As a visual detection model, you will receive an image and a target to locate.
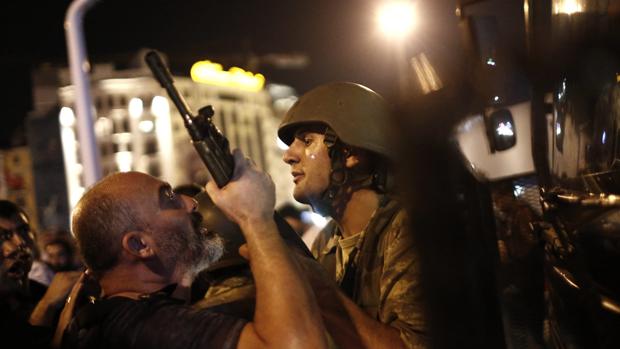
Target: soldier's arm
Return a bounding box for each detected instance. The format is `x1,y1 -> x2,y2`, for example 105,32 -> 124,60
296,213 -> 426,349
293,254 -> 413,349
375,213 -> 427,348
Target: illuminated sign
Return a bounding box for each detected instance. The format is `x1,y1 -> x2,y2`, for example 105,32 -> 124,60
190,60 -> 265,92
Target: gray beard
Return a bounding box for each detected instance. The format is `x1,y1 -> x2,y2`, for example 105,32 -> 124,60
186,226 -> 225,275
157,225 -> 225,278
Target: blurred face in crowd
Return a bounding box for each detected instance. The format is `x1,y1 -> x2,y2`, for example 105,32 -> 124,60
283,127 -> 332,208
44,242 -> 72,272
0,221 -> 33,295
129,173 -> 225,276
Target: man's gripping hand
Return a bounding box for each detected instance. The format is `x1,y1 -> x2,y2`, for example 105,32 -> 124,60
205,149 -> 275,228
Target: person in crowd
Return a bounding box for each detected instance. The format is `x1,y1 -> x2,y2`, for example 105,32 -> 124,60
60,150 -> 327,349
0,199 -> 80,347
278,81 -> 427,348
276,203 -> 310,237
0,200 -> 55,287
276,203 -> 321,248
43,234 -> 80,273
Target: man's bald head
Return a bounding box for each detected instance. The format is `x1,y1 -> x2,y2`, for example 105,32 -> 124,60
71,172 -> 156,275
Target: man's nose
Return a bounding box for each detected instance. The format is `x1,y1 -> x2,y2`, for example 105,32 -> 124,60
3,233 -> 29,258
181,194 -> 198,212
10,232 -> 27,249
283,141 -> 299,165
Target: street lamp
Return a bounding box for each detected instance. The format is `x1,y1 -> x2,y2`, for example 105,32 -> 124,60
376,0 -> 417,40
375,0 -> 417,98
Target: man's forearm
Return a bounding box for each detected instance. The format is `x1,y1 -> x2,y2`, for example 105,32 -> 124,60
293,253 -> 423,349
241,218 -> 327,349
317,285 -> 407,349
337,290 -> 408,349
29,297 -> 60,327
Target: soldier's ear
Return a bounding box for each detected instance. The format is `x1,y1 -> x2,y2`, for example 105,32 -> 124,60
344,147 -> 363,169
345,153 -> 360,169
121,232 -> 155,259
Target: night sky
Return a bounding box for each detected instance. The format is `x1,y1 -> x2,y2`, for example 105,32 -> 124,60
0,0 -> 419,148
0,0 -> 526,148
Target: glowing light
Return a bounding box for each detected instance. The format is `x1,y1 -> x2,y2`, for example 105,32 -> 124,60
556,122 -> 562,135
151,96 -> 170,118
493,96 -> 500,102
410,53 -> 442,94
190,60 -> 265,91
302,211 -> 328,229
513,185 -> 525,197
602,131 -> 607,144
553,0 -> 584,15
277,137 -> 289,150
524,0 -> 532,36
138,120 -> 154,133
59,122 -> 82,210
558,79 -> 567,100
486,58 -> 496,66
496,122 -> 514,136
59,107 -> 76,127
94,117 -> 112,136
115,151 -> 133,172
152,96 -> 175,181
376,1 -> 416,39
524,1 -> 530,22
128,98 -> 143,119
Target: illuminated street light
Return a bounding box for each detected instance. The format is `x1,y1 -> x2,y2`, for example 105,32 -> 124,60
376,0 -> 416,39
376,0 -> 417,98
552,0 -> 584,15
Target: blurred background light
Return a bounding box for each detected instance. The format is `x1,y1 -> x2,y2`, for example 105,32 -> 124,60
59,107 -> 76,127
552,0 -> 584,15
138,120 -> 154,133
376,0 -> 417,39
128,97 -> 143,119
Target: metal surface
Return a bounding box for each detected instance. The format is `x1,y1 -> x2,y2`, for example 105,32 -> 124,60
64,0 -> 102,187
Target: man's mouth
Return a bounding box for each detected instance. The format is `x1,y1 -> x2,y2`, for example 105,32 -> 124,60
191,211 -> 203,228
6,261 -> 26,279
190,211 -> 219,240
292,171 -> 304,184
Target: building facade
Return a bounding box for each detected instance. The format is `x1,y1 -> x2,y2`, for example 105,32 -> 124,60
28,53 -> 298,229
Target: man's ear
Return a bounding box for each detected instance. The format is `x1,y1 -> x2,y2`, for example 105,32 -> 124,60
121,232 -> 155,259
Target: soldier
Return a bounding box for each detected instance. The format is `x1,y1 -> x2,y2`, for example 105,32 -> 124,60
279,82 -> 427,348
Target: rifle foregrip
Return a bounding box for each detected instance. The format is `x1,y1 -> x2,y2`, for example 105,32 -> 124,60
193,140 -> 233,188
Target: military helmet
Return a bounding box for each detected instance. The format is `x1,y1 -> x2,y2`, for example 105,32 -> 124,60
278,82 -> 394,159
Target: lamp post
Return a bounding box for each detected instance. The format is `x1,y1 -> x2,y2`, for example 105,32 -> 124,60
65,0 -> 102,190
376,0 -> 416,98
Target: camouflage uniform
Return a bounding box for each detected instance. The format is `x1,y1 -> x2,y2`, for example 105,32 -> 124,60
312,196 -> 427,348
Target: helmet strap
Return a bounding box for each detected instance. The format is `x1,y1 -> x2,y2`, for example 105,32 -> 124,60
314,127 -> 384,218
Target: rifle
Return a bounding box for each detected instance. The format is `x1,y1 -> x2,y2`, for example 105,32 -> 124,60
144,50 -> 313,259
